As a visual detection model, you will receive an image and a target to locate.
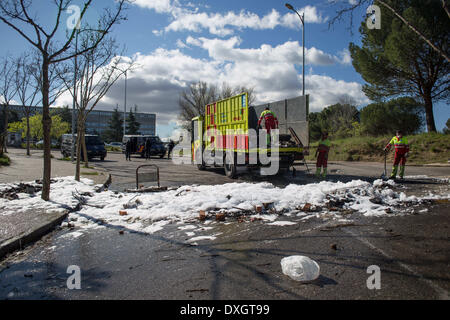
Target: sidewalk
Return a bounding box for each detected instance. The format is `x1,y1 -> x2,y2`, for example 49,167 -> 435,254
0,209 -> 68,260
0,147 -> 109,260
0,147 -> 108,184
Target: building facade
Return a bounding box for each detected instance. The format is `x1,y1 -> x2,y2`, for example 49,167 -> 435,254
8,105 -> 156,137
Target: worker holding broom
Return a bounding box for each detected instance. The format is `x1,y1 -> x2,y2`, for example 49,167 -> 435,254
315,131 -> 331,179
384,130 -> 409,180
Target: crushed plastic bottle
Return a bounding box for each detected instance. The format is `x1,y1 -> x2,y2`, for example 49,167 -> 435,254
281,256 -> 320,282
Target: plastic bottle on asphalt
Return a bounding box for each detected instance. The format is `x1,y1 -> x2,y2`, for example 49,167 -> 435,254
281,255 -> 320,282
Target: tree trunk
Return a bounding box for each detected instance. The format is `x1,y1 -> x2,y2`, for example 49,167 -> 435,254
26,113 -> 30,156
0,135 -> 3,156
423,91 -> 437,133
41,57 -> 52,201
3,106 -> 8,154
75,119 -> 83,182
81,128 -> 89,168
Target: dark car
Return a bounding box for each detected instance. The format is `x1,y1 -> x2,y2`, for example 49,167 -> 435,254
122,135 -> 166,158
61,134 -> 107,161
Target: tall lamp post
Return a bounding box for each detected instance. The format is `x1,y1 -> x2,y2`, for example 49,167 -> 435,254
285,3 -> 305,97
123,70 -> 127,137
71,28 -> 107,161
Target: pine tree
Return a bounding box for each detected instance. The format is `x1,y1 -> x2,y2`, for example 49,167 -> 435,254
126,108 -> 140,135
349,0 -> 449,133
105,107 -> 123,142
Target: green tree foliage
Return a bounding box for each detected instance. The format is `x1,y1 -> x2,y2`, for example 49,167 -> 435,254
349,0 -> 449,133
104,107 -> 123,142
308,103 -> 359,141
360,97 -> 423,136
8,114 -> 70,140
126,108 -> 140,135
0,108 -> 19,134
444,118 -> 450,134
50,106 -> 72,125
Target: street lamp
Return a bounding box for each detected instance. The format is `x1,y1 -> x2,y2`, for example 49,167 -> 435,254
285,3 -> 305,97
71,28 -> 107,161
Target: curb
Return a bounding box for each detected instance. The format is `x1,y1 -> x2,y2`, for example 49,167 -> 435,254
0,211 -> 68,260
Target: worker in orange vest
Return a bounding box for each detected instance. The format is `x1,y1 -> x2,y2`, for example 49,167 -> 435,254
257,107 -> 279,133
384,130 -> 409,179
257,107 -> 279,146
315,131 -> 331,179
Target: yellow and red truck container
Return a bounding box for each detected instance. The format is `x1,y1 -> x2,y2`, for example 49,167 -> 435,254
191,92 -> 306,178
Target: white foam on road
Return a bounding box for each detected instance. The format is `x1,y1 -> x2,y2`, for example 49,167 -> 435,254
1,176 -> 448,242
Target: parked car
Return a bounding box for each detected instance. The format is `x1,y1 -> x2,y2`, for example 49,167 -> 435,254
106,142 -> 122,147
61,134 -> 107,161
122,135 -> 166,158
36,139 -> 60,148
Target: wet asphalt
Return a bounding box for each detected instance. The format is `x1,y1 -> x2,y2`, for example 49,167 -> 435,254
0,152 -> 449,300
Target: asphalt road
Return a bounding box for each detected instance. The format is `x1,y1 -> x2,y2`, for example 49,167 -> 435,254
0,150 -> 449,300
91,151 -> 450,191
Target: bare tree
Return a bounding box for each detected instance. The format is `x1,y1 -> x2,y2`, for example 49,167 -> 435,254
0,57 -> 18,155
328,0 -> 450,62
179,81 -> 255,130
179,81 -> 219,130
219,82 -> 256,105
0,0 -> 128,200
58,33 -> 132,181
14,53 -> 41,156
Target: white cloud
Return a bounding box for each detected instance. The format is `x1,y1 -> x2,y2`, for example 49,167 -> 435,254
132,0 -> 178,14
164,8 -> 327,36
132,0 -> 327,36
186,36 -> 349,67
337,49 -> 352,65
176,39 -> 188,49
54,38 -> 367,126
1,96 -> 19,105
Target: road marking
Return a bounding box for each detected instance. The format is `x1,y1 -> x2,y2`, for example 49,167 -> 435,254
344,228 -> 449,300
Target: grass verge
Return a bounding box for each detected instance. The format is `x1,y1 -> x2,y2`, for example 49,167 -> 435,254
305,132 -> 450,164
81,171 -> 99,176
0,154 -> 11,166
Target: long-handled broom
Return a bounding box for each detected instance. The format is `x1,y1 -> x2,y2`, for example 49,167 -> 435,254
381,151 -> 387,180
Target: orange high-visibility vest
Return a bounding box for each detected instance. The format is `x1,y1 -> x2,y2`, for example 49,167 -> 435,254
386,136 -> 409,154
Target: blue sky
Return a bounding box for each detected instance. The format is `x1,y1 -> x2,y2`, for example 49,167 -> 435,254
0,0 -> 448,138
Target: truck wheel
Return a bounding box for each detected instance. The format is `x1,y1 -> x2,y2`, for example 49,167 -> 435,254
101,157 -> 105,161
197,164 -> 206,170
224,152 -> 237,179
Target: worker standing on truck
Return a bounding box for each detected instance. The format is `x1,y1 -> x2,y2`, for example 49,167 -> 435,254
257,107 -> 279,146
315,131 -> 331,179
384,130 -> 409,180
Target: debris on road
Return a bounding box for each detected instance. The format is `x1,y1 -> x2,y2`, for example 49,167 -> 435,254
95,174 -> 112,193
215,213 -> 226,221
0,183 -> 42,200
126,186 -> 169,193
281,256 -> 320,282
1,177 -> 448,240
198,210 -> 206,221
